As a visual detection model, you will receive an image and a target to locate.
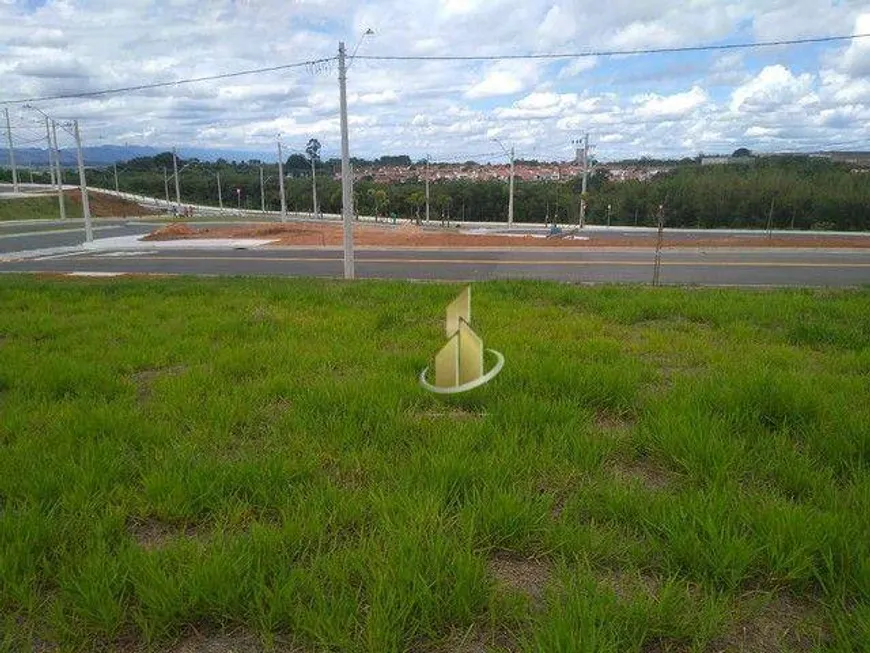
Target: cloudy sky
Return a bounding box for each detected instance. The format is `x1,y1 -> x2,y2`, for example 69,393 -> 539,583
1,0 -> 870,162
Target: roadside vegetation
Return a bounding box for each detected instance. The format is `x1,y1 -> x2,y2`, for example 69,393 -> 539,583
1,277 -> 868,651
0,192 -> 153,221
4,153 -> 869,230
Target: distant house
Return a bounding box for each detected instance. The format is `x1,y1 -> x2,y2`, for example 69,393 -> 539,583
812,151 -> 870,167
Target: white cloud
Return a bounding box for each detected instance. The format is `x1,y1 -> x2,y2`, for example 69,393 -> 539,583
842,13 -> 870,78
729,65 -> 815,113
466,71 -> 525,98
611,21 -> 679,49
634,86 -> 708,118
0,0 -> 867,160
557,57 -> 598,79
465,62 -> 541,99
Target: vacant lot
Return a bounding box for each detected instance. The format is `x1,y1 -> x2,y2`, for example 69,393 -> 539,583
1,277 -> 868,652
144,221 -> 870,249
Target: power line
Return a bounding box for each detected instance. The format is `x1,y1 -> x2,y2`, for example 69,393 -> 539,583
356,32 -> 870,62
2,56 -> 336,105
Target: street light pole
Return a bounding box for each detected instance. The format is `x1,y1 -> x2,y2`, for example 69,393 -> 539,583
508,146 -> 515,227
339,40 -> 354,279
4,108 -> 19,193
493,139 -> 514,226
113,162 -> 119,193
216,171 -> 223,210
163,167 -> 169,204
277,140 -> 287,222
51,120 -> 65,221
172,147 -> 181,210
580,132 -> 589,227
45,117 -> 56,187
310,153 -> 319,218
259,164 -> 265,213
72,120 -> 92,243
425,155 -> 430,223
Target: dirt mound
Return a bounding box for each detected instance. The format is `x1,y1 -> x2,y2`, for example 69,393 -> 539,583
143,220 -> 870,249
141,223 -> 200,240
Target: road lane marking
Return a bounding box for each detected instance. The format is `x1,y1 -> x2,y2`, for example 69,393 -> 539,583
59,254 -> 870,268
0,225 -> 124,240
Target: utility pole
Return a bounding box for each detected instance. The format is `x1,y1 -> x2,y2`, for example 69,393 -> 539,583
4,108 -> 19,193
310,153 -> 319,218
766,195 -> 775,240
51,120 -> 65,220
277,140 -> 287,221
172,147 -> 180,211
163,166 -> 169,204
579,132 -> 589,227
259,164 -> 265,213
508,146 -> 515,227
216,171 -> 223,210
653,204 -> 665,286
425,155 -> 430,223
338,40 -> 354,279
113,162 -> 119,193
45,117 -> 56,187
72,120 -> 92,243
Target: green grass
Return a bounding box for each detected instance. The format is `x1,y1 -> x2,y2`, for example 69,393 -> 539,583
1,277 -> 869,652
0,195 -> 83,221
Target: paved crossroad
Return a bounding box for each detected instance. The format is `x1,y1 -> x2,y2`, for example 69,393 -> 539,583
3,244 -> 870,287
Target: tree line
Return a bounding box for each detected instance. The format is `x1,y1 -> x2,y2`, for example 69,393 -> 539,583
3,153 -> 868,230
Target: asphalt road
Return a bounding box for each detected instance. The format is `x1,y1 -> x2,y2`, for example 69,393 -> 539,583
0,220 -> 155,254
3,246 -> 869,287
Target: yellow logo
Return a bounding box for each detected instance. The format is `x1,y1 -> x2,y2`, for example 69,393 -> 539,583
419,286 -> 505,394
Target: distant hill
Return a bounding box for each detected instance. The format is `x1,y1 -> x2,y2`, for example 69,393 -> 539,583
0,145 -> 277,168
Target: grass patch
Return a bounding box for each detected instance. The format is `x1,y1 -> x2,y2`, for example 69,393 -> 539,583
0,194 -> 83,221
0,277 -> 868,651
0,191 -> 152,221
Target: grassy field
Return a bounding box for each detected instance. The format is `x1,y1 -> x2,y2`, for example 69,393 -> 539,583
0,277 -> 868,652
0,195 -> 84,221
0,192 -> 153,221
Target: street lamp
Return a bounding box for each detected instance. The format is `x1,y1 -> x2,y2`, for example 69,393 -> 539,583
338,27 -> 375,280
492,138 -> 515,227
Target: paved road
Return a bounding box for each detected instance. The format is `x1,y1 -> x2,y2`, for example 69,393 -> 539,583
0,219 -> 155,254
3,246 -> 869,287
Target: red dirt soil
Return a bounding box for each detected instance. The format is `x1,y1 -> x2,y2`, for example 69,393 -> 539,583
143,220 -> 870,249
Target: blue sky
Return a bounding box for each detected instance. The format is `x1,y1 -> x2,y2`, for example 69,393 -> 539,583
1,0 -> 869,162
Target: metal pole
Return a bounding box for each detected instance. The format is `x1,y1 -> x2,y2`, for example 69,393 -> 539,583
51,120 -> 65,220
259,164 -> 265,213
113,162 -> 119,193
45,117 -> 56,187
72,120 -> 92,243
425,155 -> 430,223
579,132 -> 589,227
338,41 -> 354,279
653,204 -> 664,286
508,146 -> 515,227
766,195 -> 775,240
216,171 -> 223,210
172,147 -> 180,210
311,154 -> 319,218
163,166 -> 169,204
277,141 -> 287,221
4,108 -> 19,193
